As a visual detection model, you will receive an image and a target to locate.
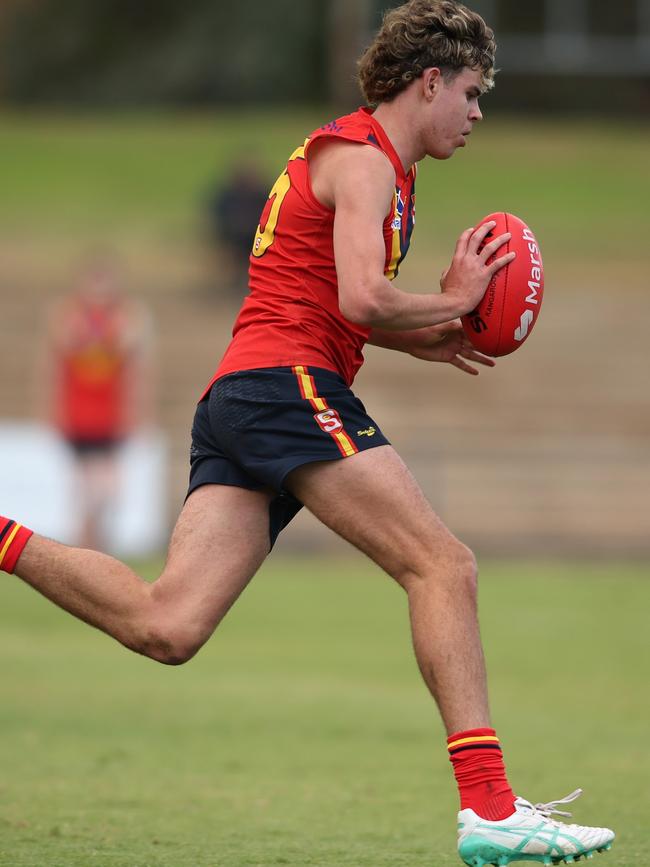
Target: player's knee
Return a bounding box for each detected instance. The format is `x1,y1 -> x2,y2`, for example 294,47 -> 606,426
399,537 -> 478,597
429,539 -> 478,599
453,542 -> 479,599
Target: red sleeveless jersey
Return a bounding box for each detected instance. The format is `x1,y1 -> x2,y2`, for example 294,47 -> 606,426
207,107 -> 416,392
54,301 -> 132,441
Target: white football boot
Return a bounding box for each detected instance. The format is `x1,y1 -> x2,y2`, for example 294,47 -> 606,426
457,789 -> 615,866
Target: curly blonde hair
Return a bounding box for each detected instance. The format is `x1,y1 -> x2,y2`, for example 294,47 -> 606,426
357,0 -> 496,105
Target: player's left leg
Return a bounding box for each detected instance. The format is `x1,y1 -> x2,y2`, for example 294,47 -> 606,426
1,483 -> 274,664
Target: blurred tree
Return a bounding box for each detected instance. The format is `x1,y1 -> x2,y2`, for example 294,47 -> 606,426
0,0 -> 326,105
327,0 -> 372,109
498,0 -> 544,34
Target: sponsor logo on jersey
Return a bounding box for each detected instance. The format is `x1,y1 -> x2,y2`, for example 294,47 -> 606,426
357,426 -> 376,437
314,409 -> 343,433
391,189 -> 405,230
321,120 -> 343,133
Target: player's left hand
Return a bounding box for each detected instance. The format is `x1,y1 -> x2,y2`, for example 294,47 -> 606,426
406,320 -> 496,375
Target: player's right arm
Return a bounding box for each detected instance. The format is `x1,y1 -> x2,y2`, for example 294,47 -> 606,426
313,142 -> 514,331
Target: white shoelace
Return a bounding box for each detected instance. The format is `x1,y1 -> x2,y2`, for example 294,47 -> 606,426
523,788 -> 583,819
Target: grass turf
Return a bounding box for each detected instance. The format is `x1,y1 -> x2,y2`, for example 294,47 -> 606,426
1,110 -> 648,266
0,557 -> 647,866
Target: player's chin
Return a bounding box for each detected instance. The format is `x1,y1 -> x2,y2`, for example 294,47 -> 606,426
430,142 -> 461,160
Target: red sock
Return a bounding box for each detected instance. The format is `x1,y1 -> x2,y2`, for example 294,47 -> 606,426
448,727 -> 516,820
0,517 -> 34,574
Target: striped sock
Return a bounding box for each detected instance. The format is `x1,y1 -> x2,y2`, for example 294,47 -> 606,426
448,727 -> 516,821
0,517 -> 34,574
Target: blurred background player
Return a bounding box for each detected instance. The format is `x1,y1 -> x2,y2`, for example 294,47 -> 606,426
44,252 -> 153,551
204,158 -> 270,298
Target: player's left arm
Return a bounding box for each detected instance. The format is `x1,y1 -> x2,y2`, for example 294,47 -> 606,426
368,321 -> 495,376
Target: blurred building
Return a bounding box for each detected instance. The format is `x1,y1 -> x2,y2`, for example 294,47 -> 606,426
468,0 -> 650,112
333,0 -> 650,107
472,0 -> 650,76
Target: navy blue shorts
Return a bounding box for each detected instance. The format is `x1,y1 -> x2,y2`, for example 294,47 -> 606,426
187,366 -> 389,546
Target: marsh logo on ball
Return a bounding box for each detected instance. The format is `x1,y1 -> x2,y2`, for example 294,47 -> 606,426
522,227 -> 543,306
514,227 -> 543,342
514,310 -> 534,342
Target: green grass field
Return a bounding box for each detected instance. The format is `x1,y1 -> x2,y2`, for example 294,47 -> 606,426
1,111 -> 649,265
0,558 -> 647,867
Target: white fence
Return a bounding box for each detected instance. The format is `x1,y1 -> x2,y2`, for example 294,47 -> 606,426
0,423 -> 168,558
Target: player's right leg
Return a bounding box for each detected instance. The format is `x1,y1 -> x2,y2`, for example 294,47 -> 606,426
286,446 -> 491,736
286,447 -> 615,864
2,483 -> 273,664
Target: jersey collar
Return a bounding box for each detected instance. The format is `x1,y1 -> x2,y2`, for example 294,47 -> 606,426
360,106 -> 411,182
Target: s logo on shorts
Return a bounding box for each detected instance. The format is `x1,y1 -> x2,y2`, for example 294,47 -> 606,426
314,409 -> 343,433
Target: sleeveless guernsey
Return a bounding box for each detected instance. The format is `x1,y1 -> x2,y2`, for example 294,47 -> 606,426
206,107 -> 417,392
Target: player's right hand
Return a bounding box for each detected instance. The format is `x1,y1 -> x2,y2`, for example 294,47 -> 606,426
440,222 -> 515,316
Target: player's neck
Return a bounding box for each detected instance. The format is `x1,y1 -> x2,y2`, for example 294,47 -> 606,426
371,99 -> 425,172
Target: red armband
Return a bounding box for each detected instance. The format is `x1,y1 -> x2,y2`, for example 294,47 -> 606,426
0,519 -> 34,574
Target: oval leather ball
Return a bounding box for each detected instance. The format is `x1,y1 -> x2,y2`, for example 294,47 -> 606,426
461,212 -> 544,357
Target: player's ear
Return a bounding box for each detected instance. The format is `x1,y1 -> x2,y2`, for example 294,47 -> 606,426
422,67 -> 442,101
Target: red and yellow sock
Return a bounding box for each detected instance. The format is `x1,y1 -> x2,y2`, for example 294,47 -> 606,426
448,727 -> 516,820
0,517 -> 33,574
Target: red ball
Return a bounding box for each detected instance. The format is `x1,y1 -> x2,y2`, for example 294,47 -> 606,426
461,212 -> 544,357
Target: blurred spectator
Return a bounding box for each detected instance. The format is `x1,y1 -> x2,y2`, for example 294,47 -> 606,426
205,159 -> 269,297
43,252 -> 153,551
